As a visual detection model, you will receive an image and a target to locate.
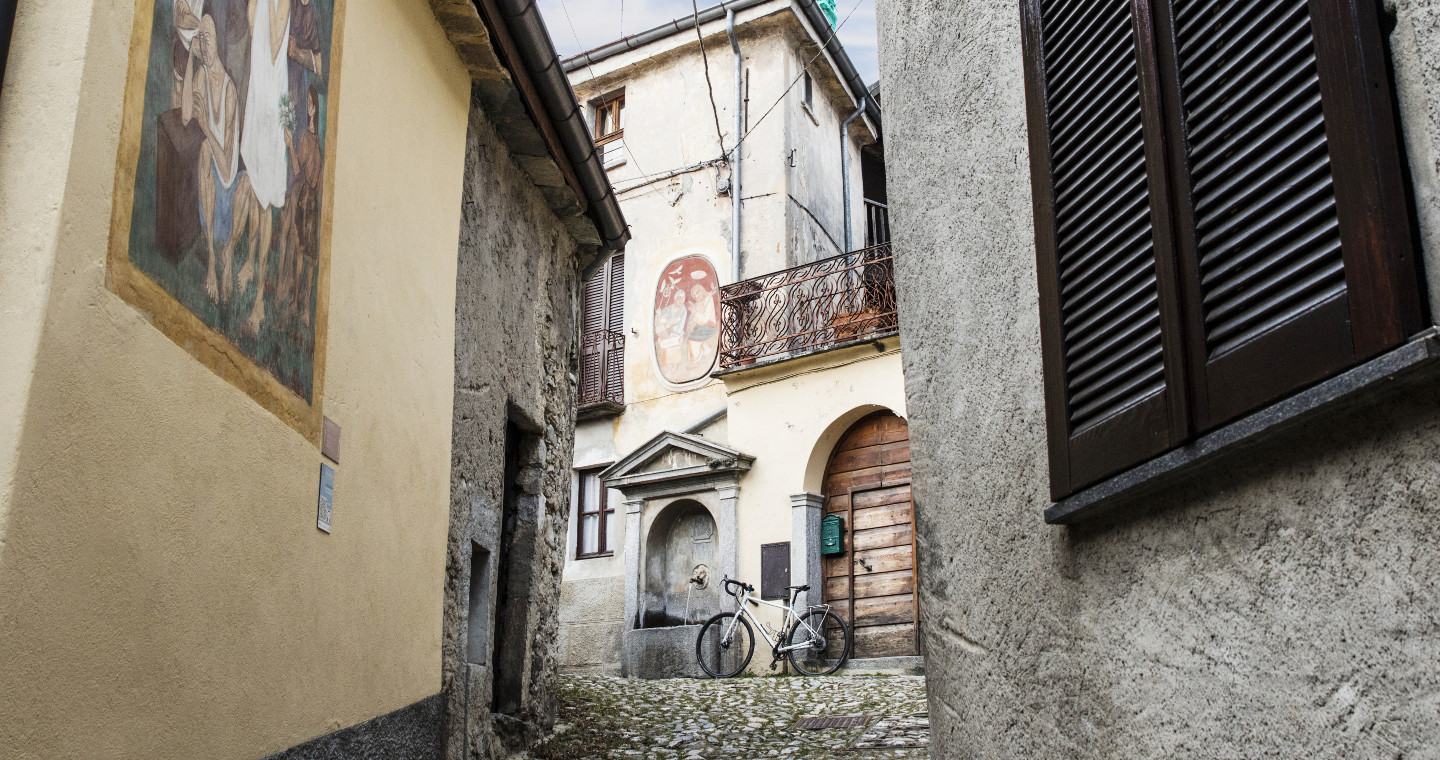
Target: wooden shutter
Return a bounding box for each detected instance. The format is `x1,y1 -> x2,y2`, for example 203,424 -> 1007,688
1021,0 -> 1191,498
580,261 -> 607,403
604,254 -> 626,398
1152,0 -> 1423,430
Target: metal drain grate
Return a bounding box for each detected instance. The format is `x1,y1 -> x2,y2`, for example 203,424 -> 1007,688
796,715 -> 870,730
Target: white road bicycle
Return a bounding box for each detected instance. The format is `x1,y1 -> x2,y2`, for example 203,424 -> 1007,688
695,577 -> 851,677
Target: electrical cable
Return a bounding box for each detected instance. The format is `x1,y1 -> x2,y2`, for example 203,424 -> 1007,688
690,0 -> 730,159
734,0 -> 866,153
586,0 -> 868,186
556,0 -> 600,83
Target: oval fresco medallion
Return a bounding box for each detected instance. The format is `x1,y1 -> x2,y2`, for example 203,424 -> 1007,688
653,256 -> 721,384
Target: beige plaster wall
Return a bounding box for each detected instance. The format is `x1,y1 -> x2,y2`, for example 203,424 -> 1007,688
723,338 -> 906,633
559,7 -> 885,674
0,0 -> 470,757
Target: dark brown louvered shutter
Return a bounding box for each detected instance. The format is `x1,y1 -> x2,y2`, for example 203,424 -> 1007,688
580,260 -> 607,403
1151,0 -> 1423,430
1021,0 -> 1191,498
604,254 -> 626,400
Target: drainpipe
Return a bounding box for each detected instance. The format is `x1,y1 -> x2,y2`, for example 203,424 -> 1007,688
841,104 -> 865,253
727,8 -> 743,283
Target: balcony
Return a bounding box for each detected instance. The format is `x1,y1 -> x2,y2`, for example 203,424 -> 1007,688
718,242 -> 897,372
579,328 -> 625,418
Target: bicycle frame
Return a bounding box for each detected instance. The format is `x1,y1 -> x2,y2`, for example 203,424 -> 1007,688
723,586 -> 828,654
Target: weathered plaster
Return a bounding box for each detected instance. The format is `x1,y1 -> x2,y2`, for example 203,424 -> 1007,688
556,2 -> 889,677
877,0 -> 1440,756
0,0 -> 468,757
444,80 -> 585,758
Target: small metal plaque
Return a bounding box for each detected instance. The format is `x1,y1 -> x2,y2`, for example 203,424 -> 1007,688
321,417 -> 341,463
797,716 -> 870,730
317,463 -> 335,533
760,541 -> 791,600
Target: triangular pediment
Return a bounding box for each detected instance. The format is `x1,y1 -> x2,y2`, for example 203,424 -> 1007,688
600,431 -> 754,487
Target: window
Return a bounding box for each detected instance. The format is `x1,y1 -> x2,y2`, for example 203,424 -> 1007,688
803,71 -> 814,111
1020,0 -> 1423,501
580,253 -> 625,409
576,468 -> 614,558
594,93 -> 625,169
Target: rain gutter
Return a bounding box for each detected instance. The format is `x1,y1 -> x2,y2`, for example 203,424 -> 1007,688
477,0 -> 631,251
562,0 -> 879,138
562,0 -> 771,73
727,8 -> 743,283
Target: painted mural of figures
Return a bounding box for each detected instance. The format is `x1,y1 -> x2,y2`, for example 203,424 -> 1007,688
121,0 -> 337,403
278,86 -> 322,326
685,282 -> 718,365
235,0 -> 292,336
287,0 -> 322,141
172,0 -> 206,108
181,15 -> 240,303
652,256 -> 721,384
655,290 -> 688,370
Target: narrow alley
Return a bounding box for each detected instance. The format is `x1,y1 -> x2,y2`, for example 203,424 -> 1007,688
527,675 -> 929,759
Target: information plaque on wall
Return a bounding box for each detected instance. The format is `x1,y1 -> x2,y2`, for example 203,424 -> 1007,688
317,463 -> 335,533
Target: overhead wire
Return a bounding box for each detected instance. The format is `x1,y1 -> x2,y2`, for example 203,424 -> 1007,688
733,0 -> 866,153
690,0 -> 730,158
590,0 -> 869,186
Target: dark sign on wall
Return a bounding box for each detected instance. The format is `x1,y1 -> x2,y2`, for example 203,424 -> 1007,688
760,542 -> 791,601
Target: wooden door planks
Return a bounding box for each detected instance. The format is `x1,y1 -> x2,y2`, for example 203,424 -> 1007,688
820,411 -> 919,659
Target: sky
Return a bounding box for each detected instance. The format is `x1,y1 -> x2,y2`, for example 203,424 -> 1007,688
534,0 -> 880,87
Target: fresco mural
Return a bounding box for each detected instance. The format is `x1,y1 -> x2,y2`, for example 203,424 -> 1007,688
110,0 -> 341,425
653,256 -> 720,384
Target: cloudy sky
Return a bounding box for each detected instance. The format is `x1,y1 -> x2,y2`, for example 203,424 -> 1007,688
534,0 -> 880,86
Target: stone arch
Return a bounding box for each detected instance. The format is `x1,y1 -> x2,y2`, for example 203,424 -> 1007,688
640,498 -> 720,628
802,404 -> 907,495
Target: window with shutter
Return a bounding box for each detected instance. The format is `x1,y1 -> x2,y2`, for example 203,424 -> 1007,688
1022,0 -> 1423,502
1153,0 -> 1423,429
1021,0 -> 1191,497
605,254 -> 626,399
579,253 -> 626,410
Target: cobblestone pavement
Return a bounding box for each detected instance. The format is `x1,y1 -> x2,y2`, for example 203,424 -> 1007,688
526,674 -> 929,759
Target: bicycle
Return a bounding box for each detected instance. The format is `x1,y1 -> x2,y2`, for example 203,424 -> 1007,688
694,576 -> 851,677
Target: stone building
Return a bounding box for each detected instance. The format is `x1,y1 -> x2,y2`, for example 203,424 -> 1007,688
877,0 -> 1440,755
0,0 -> 622,758
556,0 -> 919,678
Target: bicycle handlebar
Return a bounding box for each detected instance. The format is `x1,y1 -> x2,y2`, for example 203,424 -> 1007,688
721,577 -> 754,594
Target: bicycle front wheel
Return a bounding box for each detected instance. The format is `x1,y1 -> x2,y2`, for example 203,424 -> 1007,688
696,612 -> 755,678
786,608 -> 850,676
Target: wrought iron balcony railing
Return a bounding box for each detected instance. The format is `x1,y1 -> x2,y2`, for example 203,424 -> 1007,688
865,199 -> 890,247
579,329 -> 625,407
718,243 -> 897,370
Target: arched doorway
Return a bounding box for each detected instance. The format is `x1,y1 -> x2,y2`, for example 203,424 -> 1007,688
822,411 -> 919,659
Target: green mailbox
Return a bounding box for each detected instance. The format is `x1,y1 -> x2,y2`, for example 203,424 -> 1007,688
820,514 -> 846,556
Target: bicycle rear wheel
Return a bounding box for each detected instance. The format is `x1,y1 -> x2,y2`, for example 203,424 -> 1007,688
696,612 -> 755,678
786,608 -> 850,676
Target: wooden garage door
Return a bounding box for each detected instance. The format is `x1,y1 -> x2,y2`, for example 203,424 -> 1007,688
822,411 -> 919,659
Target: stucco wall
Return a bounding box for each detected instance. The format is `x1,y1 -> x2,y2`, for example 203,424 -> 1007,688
723,340 -> 907,638
557,4 -> 883,676
878,0 -> 1440,756
0,0 -> 470,757
443,81 -> 586,756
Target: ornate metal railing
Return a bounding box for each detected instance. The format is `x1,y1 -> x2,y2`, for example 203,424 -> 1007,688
579,329 -> 625,406
865,199 -> 890,247
719,243 -> 897,369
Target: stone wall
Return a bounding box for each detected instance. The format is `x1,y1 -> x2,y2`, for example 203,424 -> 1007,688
876,0 -> 1440,757
558,576 -> 626,675
444,84 -> 584,759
